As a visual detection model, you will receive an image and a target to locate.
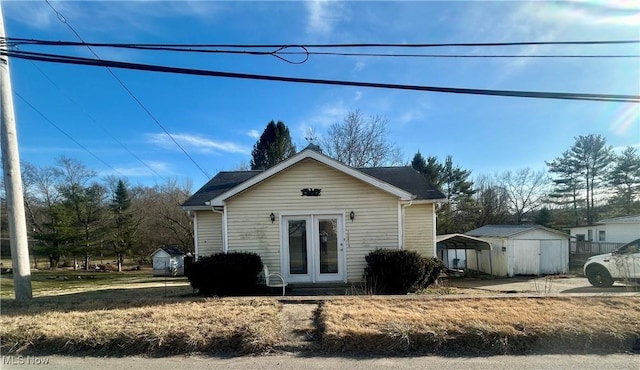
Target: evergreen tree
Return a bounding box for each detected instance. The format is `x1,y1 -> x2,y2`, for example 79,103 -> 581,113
534,207 -> 552,227
250,121 -> 296,170
410,152 -> 427,174
547,134 -> 613,225
609,146 -> 640,215
411,152 -> 475,233
571,134 -> 613,224
546,150 -> 583,226
110,179 -> 135,272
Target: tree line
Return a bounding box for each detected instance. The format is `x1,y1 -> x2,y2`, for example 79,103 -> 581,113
2,111 -> 638,267
1,157 -> 193,270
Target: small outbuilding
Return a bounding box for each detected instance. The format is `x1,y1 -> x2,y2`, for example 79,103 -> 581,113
151,246 -> 186,276
464,225 -> 569,277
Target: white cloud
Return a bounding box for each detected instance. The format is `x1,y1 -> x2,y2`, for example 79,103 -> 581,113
353,91 -> 362,102
247,130 -> 260,139
305,0 -> 346,36
395,97 -> 432,125
102,160 -> 174,178
147,133 -> 249,155
4,1 -> 221,35
353,61 -> 367,72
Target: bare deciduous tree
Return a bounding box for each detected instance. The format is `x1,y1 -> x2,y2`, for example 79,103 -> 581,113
498,168 -> 549,224
473,174 -> 511,227
321,110 -> 402,167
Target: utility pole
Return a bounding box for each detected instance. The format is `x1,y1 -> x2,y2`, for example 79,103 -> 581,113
0,1 -> 32,300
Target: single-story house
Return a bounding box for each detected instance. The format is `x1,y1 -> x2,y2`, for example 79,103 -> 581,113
151,246 -> 186,276
181,145 -> 446,284
569,214 -> 640,244
464,225 -> 569,277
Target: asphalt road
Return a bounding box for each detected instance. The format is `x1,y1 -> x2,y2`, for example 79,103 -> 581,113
2,354 -> 638,369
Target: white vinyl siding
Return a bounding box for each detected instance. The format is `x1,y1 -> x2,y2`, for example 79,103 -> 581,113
195,210 -> 224,257
225,159 -> 400,282
404,203 -> 436,257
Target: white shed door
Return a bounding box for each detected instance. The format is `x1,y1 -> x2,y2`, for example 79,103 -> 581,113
512,240 -> 540,275
539,240 -> 566,274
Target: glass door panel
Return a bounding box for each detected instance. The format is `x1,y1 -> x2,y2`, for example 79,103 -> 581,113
318,219 -> 339,274
288,220 -> 308,275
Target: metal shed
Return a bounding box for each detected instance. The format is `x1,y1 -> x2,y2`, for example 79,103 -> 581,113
465,225 -> 569,277
151,246 -> 186,276
437,234 -> 493,276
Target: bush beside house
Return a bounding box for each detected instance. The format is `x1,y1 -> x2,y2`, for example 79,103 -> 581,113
364,249 -> 444,294
185,252 -> 263,296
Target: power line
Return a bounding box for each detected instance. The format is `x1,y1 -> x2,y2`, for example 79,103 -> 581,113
6,37 -> 638,60
3,48 -> 638,103
7,37 -> 640,48
28,61 -> 168,182
15,92 -> 124,176
43,0 -> 210,179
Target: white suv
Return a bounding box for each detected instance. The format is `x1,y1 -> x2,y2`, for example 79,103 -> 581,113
583,239 -> 640,287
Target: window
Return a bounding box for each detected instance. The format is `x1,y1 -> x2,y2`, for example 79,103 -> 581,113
576,234 -> 585,242
587,230 -> 593,241
598,230 -> 605,242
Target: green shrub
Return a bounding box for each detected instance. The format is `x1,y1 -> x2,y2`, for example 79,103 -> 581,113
185,252 -> 263,296
364,249 -> 444,294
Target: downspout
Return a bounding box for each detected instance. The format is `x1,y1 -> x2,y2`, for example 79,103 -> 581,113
398,200 -> 413,249
192,211 -> 199,260
210,205 -> 228,253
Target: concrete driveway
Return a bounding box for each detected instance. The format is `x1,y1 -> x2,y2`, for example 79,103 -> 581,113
447,275 -> 639,295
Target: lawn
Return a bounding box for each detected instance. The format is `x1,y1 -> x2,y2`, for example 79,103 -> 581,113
0,270 -> 281,356
318,296 -> 640,355
1,270 -> 639,356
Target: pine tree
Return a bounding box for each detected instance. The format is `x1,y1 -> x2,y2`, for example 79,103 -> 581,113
110,179 -> 134,272
250,121 -> 297,170
609,146 -> 640,215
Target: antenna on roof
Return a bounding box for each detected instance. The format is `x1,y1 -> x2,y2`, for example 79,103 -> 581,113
303,127 -> 323,153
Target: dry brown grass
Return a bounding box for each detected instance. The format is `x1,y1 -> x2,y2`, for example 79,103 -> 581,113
318,297 -> 640,355
1,297 -> 282,356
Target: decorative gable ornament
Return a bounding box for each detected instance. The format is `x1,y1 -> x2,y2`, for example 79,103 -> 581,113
301,188 -> 321,197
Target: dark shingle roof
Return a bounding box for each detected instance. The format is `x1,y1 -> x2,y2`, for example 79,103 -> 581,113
358,166 -> 445,200
181,171 -> 262,207
182,165 -> 445,208
154,246 -> 185,256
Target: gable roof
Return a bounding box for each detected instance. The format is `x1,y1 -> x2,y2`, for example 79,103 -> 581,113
465,224 -> 568,238
151,246 -> 185,257
182,148 -> 445,209
597,215 -> 640,224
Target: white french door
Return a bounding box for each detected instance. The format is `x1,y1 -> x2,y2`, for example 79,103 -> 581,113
282,214 -> 345,283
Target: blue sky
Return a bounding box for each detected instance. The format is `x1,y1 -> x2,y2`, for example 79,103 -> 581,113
3,1 -> 639,190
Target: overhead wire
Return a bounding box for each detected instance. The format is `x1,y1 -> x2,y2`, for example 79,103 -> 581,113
3,48 -> 638,103
43,0 -> 211,179
5,37 -> 639,60
15,92 -> 124,176
6,37 -> 640,48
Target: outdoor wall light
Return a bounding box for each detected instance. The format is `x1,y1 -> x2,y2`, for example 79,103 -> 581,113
270,212 -> 275,223
349,211 -> 355,222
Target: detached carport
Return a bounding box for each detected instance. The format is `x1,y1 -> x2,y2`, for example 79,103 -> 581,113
436,234 -> 493,277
